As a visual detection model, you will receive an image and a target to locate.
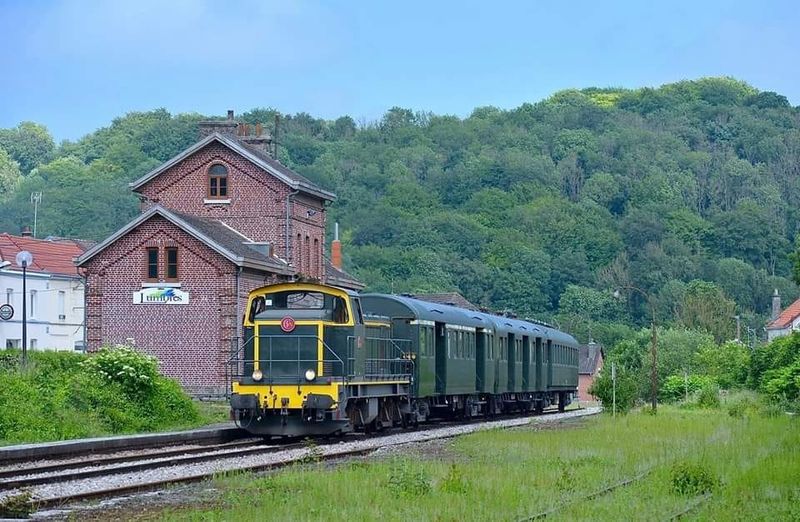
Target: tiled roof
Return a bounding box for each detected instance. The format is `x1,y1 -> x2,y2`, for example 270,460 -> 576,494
0,233 -> 87,277
324,260 -> 365,291
171,211 -> 291,273
239,142 -> 317,188
75,205 -> 294,275
579,343 -> 603,375
412,292 -> 479,311
767,298 -> 800,329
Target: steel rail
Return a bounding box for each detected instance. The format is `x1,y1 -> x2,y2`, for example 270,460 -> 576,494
0,439 -> 263,480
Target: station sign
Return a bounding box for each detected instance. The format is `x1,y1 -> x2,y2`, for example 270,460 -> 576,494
133,288 -> 190,305
0,304 -> 13,321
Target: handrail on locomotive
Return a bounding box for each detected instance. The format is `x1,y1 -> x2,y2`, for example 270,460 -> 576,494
227,332 -> 414,393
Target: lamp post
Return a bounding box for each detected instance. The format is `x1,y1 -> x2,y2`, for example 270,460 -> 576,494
15,251 -> 33,366
614,285 -> 658,413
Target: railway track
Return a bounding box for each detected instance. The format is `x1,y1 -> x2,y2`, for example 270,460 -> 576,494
0,407 -> 600,517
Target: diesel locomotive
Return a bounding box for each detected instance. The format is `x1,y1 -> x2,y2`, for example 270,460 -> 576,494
229,282 -> 579,436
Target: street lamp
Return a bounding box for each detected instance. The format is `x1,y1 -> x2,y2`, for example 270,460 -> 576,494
614,286 -> 658,413
15,251 -> 33,366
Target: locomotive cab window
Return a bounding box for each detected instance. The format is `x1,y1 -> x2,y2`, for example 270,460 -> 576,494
252,290 -> 350,323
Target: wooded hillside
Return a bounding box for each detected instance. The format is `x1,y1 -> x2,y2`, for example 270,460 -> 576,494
2,77 -> 798,344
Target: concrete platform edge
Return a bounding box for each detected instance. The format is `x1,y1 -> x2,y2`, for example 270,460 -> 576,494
0,425 -> 246,462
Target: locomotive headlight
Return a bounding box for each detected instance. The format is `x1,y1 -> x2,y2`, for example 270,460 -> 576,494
304,369 -> 316,382
251,369 -> 263,381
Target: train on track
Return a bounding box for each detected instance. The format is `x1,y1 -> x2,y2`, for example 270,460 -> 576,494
229,282 -> 579,436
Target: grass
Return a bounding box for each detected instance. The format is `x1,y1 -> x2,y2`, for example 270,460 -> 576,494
146,396 -> 798,521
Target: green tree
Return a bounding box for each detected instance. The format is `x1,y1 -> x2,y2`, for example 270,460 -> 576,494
675,281 -> 736,342
0,147 -> 22,198
0,122 -> 55,174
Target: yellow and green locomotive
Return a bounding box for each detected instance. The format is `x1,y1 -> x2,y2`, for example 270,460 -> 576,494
230,282 -> 579,437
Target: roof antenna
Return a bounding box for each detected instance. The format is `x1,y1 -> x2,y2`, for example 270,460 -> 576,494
273,114 -> 280,159
30,192 -> 42,238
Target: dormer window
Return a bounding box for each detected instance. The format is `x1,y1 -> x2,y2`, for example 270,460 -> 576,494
208,163 -> 228,198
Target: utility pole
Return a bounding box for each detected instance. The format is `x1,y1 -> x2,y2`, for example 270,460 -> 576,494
612,362 -> 616,418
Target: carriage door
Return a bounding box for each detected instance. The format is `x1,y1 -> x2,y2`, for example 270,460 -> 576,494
522,336 -> 531,391
546,339 -> 553,387
475,329 -> 486,392
507,333 -> 516,391
435,322 -> 447,395
535,337 -> 543,390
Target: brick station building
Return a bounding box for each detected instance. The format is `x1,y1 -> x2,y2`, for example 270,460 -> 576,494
76,112 -> 362,396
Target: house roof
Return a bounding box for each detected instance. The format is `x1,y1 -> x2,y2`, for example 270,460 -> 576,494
767,297 -> 800,329
324,259 -> 365,290
75,205 -> 294,275
412,292 -> 479,311
0,233 -> 88,277
579,343 -> 604,375
128,132 -> 336,202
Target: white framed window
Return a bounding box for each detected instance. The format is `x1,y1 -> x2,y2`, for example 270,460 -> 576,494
30,339 -> 37,350
6,339 -> 20,349
30,290 -> 37,318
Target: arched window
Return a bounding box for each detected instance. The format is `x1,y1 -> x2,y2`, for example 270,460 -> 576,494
208,163 -> 228,198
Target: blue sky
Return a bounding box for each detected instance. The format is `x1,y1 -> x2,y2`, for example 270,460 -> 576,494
1,0 -> 798,142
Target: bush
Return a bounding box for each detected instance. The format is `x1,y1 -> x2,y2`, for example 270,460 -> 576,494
81,345 -> 158,395
588,366 -> 638,413
670,461 -> 718,496
0,347 -> 202,444
725,392 -> 760,418
661,374 -> 716,403
695,383 -> 721,409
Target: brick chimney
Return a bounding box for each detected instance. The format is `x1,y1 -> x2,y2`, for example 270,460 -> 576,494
198,109 -> 239,139
20,226 -> 32,237
331,223 -> 342,270
772,289 -> 781,321
238,121 -> 273,155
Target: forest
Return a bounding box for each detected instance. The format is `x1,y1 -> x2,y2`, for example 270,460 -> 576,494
1,77 -> 800,350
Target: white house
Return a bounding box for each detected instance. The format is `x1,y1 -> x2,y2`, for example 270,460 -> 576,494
0,232 -> 88,351
765,289 -> 800,342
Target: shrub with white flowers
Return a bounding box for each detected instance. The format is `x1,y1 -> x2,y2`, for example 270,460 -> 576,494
81,345 -> 159,395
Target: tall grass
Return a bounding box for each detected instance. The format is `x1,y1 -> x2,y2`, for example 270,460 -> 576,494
156,400 -> 798,521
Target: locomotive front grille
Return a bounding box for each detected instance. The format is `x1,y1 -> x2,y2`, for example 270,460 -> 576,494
257,325 -> 320,381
